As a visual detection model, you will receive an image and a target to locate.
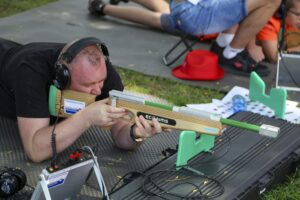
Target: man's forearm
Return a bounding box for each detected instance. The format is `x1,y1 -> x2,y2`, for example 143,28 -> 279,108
19,110 -> 91,162
111,120 -> 142,150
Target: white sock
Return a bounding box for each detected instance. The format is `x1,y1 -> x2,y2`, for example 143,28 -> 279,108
223,46 -> 244,59
216,33 -> 235,48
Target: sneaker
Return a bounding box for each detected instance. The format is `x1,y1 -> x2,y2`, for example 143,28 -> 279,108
210,41 -> 270,77
239,51 -> 270,76
218,50 -> 270,77
88,0 -> 106,16
110,0 -> 129,5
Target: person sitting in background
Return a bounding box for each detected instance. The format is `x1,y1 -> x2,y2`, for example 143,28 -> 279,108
88,0 -> 280,76
249,0 -> 300,63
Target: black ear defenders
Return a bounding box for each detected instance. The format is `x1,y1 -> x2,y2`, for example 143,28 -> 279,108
0,167 -> 27,198
54,37 -> 111,90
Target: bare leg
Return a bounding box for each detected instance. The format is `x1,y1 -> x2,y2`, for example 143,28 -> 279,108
102,0 -> 169,29
230,0 -> 281,49
103,6 -> 162,28
223,25 -> 239,34
132,0 -> 170,13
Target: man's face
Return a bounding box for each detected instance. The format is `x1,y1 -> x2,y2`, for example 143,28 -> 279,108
286,0 -> 300,28
68,45 -> 107,96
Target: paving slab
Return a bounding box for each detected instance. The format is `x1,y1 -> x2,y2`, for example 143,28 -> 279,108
0,0 -> 299,102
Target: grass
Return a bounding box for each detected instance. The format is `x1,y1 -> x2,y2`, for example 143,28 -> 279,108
0,0 -> 57,18
116,67 -> 224,106
1,1 -> 299,199
262,169 -> 300,200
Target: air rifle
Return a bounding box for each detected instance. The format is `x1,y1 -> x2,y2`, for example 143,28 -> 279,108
48,85 -> 280,138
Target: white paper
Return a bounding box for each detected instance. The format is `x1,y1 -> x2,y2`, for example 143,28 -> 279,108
186,86 -> 300,124
220,86 -> 250,103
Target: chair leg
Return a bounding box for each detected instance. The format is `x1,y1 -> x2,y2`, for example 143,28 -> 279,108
162,34 -> 199,66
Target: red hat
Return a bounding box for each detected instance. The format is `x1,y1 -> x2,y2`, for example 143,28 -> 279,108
172,50 -> 224,80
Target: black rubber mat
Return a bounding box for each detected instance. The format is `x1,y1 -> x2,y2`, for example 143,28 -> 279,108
110,112 -> 300,200
0,116 -> 180,198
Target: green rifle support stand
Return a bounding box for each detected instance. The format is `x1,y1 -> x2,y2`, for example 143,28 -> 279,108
176,131 -> 215,170
175,72 -> 285,171
249,72 -> 287,119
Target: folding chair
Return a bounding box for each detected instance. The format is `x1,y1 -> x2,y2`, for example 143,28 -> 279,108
162,0 -> 219,66
162,33 -> 200,66
162,31 -> 218,66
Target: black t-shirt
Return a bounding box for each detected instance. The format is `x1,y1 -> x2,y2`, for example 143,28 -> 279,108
0,38 -> 123,119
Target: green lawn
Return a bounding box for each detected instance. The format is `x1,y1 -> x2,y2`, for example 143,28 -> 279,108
0,0 -> 57,18
116,67 -> 224,106
1,1 -> 299,199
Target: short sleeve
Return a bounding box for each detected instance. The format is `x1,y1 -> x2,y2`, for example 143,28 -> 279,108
257,17 -> 280,41
14,64 -> 50,118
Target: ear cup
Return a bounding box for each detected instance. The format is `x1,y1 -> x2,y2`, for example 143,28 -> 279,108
54,63 -> 71,90
0,168 -> 26,198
